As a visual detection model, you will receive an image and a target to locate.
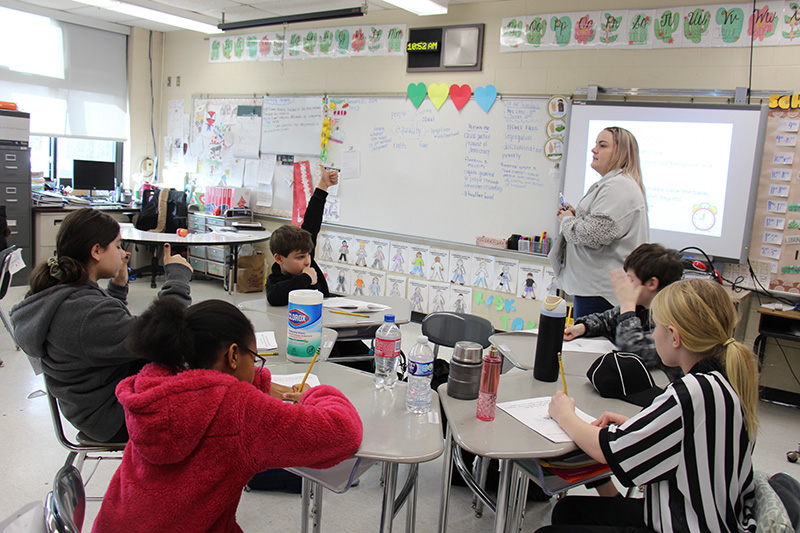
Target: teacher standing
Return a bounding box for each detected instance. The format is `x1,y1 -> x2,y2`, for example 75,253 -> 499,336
553,126 -> 649,319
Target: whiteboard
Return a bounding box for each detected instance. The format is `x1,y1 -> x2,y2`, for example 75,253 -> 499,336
320,95 -> 562,246
261,96 -> 324,155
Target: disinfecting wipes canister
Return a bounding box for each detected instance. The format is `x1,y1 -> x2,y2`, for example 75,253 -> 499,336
287,289 -> 323,362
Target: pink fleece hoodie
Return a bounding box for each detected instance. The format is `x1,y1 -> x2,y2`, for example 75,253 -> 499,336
93,363 -> 363,532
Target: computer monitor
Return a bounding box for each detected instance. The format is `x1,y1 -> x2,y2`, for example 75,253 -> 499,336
72,160 -> 116,192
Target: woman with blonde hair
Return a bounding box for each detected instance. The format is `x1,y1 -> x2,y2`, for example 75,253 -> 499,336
537,278 -> 758,533
552,126 -> 649,318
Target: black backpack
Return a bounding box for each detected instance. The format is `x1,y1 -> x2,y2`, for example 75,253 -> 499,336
136,188 -> 188,232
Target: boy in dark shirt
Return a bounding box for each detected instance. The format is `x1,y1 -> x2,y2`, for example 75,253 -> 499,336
266,165 -> 338,306
564,242 -> 684,381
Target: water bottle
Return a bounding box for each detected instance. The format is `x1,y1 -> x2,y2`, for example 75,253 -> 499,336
374,314 -> 401,389
406,335 -> 434,413
476,346 -> 502,421
533,295 -> 567,382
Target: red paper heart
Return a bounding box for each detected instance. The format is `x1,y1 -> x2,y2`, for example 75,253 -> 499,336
449,84 -> 471,111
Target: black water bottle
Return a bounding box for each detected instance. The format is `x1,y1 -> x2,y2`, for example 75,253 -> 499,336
533,295 -> 567,382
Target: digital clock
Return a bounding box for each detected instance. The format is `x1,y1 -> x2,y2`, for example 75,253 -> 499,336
407,41 -> 440,52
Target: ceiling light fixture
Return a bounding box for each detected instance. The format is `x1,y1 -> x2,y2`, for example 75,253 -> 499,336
71,0 -> 222,33
218,6 -> 366,32
381,0 -> 447,16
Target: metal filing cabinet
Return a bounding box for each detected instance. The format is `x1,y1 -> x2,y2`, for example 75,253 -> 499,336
187,209 -> 252,288
0,110 -> 31,285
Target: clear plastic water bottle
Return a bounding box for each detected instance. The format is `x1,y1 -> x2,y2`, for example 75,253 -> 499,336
374,314 -> 401,389
406,335 -> 434,414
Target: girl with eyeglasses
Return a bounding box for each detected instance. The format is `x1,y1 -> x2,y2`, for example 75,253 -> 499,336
93,298 -> 363,533
551,126 -> 649,320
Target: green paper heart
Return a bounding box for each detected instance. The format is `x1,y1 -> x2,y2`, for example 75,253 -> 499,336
427,83 -> 449,109
407,83 -> 427,108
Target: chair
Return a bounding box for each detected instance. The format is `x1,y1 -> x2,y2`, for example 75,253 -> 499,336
44,385 -> 125,489
0,245 -> 19,350
44,462 -> 85,533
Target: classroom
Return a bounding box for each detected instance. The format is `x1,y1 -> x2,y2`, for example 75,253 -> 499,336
2,0 -> 800,531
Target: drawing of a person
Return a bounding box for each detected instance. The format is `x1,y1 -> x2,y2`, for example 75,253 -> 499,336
390,281 -> 402,298
335,270 -> 347,292
391,250 -> 405,272
431,289 -> 445,313
451,258 -> 465,285
368,276 -> 381,295
454,293 -> 466,314
521,272 -> 537,299
410,287 -> 424,312
430,256 -> 445,281
547,276 -> 558,295
355,241 -> 368,267
338,240 -> 349,262
410,251 -> 425,277
371,246 -> 385,270
321,237 -> 333,261
353,276 -> 365,296
474,261 -> 489,288
496,265 -> 512,293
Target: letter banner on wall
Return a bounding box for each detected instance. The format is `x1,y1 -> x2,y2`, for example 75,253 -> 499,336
210,24 -> 407,63
500,2 -> 800,51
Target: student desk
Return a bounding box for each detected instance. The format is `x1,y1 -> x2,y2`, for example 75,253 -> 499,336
437,372 -> 641,533
119,223 -> 270,290
266,361 -> 444,533
238,308 -> 338,363
753,305 -> 800,405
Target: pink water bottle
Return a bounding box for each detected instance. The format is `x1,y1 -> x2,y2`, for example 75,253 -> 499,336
476,347 -> 502,421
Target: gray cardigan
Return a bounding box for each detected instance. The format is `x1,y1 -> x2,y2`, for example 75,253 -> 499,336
11,264 -> 192,442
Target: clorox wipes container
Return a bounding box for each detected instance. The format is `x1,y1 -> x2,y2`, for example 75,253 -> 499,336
287,289 -> 323,362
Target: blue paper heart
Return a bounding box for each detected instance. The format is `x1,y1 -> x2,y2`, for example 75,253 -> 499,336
474,85 -> 497,113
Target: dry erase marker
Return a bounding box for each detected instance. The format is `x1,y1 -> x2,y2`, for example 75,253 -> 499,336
559,192 -> 567,210
323,166 -> 341,172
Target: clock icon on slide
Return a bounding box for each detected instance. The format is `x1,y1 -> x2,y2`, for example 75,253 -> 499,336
691,203 -> 717,231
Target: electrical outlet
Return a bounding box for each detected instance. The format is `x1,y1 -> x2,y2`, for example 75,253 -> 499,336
143,158 -> 154,172
176,76 -> 181,87
166,76 -> 172,87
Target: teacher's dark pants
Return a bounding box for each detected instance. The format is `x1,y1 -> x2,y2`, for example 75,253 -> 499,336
573,295 -> 613,319
535,495 -> 655,533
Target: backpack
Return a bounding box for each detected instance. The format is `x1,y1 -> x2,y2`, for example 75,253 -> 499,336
136,188 -> 188,233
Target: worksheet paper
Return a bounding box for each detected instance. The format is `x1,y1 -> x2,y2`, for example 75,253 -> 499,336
270,374 -> 321,388
255,331 -> 278,352
497,397 -> 596,443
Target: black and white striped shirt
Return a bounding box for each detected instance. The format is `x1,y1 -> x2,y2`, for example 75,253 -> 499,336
599,364 -> 757,533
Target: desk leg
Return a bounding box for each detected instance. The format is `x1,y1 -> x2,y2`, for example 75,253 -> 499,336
300,478 -> 323,533
508,466 -> 528,533
472,456 -> 490,517
437,426 -> 455,533
754,334 -> 766,365
150,246 -> 158,289
493,460 -> 512,533
380,462 -> 399,533
405,468 -> 417,533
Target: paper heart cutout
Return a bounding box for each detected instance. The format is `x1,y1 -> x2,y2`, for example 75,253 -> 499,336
449,84 -> 471,111
474,85 -> 498,113
407,83 -> 427,108
428,83 -> 449,110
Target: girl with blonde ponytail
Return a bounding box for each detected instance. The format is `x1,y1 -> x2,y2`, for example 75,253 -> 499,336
537,278 -> 758,533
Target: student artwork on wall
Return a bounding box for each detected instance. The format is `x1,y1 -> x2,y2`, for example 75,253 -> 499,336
471,254 -> 495,289
518,262 -> 544,300
449,251 -> 472,286
318,232 -> 336,262
332,266 -> 352,294
386,274 -> 407,299
390,241 -> 412,274
407,244 -> 431,278
428,248 -> 451,282
494,258 -> 520,293
407,280 -> 429,313
500,2 -> 800,52
429,282 -> 451,313
368,238 -> 390,270
448,286 -> 473,314
351,268 -> 369,296
209,24 -> 406,64
334,233 -> 355,264
539,267 -> 560,301
318,261 -> 335,284
366,270 -> 386,296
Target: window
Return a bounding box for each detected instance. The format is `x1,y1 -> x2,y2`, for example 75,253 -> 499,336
29,136 -> 123,192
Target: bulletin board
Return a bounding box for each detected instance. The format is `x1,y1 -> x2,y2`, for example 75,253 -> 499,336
750,108 -> 800,292
260,94 -> 565,247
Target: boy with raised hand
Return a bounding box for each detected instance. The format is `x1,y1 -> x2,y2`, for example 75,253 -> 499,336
563,243 -> 684,380
266,165 -> 338,306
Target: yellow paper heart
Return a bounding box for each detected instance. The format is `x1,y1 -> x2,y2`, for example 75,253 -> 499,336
427,83 -> 449,110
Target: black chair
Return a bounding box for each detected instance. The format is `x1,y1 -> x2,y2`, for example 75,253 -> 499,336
0,245 -> 19,351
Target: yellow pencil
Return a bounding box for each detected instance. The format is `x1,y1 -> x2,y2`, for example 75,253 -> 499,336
558,352 -> 568,395
329,309 -> 369,318
258,351 -> 279,356
297,346 -> 321,393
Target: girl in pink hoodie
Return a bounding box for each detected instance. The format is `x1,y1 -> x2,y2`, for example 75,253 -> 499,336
93,299 -> 363,532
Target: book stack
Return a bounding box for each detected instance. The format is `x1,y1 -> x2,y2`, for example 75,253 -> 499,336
31,191 -> 64,207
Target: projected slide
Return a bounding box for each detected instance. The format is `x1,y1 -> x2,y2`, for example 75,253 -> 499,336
582,120 -> 733,238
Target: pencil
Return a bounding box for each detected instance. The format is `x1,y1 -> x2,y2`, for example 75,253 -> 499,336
258,351 -> 279,356
329,309 -> 369,318
558,352 -> 568,395
297,346 -> 321,393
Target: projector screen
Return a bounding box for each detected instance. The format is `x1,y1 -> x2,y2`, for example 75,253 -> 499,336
563,101 -> 768,263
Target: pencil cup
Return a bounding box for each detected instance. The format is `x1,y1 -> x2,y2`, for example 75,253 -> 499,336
476,347 -> 502,421
287,289 -> 323,362
533,295 -> 567,382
